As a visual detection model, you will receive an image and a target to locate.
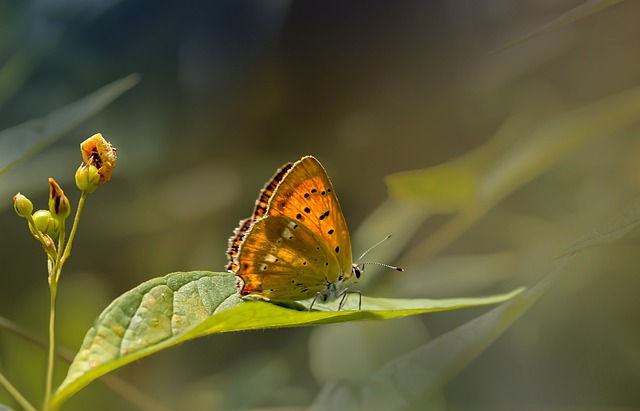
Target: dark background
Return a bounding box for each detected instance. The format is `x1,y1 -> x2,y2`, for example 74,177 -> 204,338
1,1 -> 640,410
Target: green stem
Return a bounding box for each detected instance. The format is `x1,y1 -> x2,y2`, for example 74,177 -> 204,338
43,193 -> 87,409
43,282 -> 58,410
43,216 -> 66,408
59,193 -> 87,268
0,370 -> 38,411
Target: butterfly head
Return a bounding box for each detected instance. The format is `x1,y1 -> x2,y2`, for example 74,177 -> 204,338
351,263 -> 363,280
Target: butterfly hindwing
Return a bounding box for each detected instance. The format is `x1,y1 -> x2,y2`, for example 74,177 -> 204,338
236,215 -> 342,301
226,162 -> 293,271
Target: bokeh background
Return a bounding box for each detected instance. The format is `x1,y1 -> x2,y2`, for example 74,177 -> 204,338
2,1 -> 640,410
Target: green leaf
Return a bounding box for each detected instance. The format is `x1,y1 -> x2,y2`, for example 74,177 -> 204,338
51,271 -> 524,409
487,0 -> 626,55
0,74 -> 139,177
0,404 -> 15,411
308,258 -> 571,411
560,196 -> 640,256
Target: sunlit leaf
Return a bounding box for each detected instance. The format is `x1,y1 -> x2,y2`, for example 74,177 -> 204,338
51,271 -> 523,409
0,74 -> 139,176
0,404 -> 15,411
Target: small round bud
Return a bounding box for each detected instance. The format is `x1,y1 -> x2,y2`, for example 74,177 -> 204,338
31,210 -> 60,239
75,163 -> 101,193
13,193 -> 34,218
48,178 -> 71,221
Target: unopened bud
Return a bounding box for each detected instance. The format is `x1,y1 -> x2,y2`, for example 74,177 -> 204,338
31,210 -> 60,239
48,178 -> 71,221
41,234 -> 56,252
75,163 -> 101,193
13,193 -> 33,218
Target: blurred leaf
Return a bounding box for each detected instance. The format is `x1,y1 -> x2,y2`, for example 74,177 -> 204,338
384,165 -> 477,213
0,50 -> 38,109
392,86 -> 640,263
51,271 -> 523,409
388,85 -> 640,210
308,257 -> 572,411
488,0 -> 626,55
394,251 -> 518,298
0,404 -> 15,411
0,74 -> 139,177
309,317 -> 430,384
353,199 -> 428,284
561,196 -> 640,256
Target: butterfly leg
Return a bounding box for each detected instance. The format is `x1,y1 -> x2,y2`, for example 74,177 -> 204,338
338,290 -> 362,311
309,292 -> 322,311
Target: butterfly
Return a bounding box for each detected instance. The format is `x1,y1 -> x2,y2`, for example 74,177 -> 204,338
227,155 -> 378,310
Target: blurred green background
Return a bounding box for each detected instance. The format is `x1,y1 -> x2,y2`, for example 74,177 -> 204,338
2,1 -> 640,410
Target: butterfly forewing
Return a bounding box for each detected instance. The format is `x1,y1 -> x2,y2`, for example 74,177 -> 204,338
265,156 -> 353,278
236,215 -> 342,301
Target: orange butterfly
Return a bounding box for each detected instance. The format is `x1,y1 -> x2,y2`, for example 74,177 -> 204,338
227,156 -> 379,310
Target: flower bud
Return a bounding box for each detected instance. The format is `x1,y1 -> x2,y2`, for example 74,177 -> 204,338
48,178 -> 71,221
31,210 -> 60,239
41,234 -> 56,253
13,193 -> 34,218
75,163 -> 101,193
80,133 -> 117,184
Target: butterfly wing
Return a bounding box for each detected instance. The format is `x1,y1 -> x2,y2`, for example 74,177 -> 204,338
265,156 -> 354,281
226,162 -> 294,271
235,215 -> 342,301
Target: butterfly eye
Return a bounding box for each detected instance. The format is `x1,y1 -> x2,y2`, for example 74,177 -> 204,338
352,265 -> 362,279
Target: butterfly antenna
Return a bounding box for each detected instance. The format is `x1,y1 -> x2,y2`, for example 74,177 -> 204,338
355,235 -> 404,272
359,261 -> 404,272
356,234 -> 393,262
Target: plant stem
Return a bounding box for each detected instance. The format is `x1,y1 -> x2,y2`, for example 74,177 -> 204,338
43,193 -> 87,409
43,215 -> 66,408
60,193 -> 87,268
43,281 -> 58,410
0,371 -> 38,411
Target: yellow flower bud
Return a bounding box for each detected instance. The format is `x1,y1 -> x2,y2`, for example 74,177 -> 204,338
13,193 -> 34,217
75,163 -> 101,193
31,210 -> 60,239
48,178 -> 71,221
